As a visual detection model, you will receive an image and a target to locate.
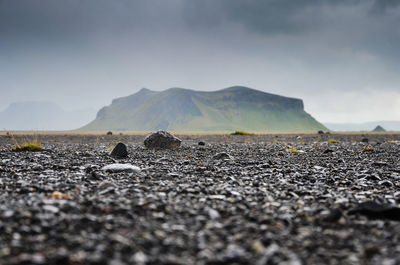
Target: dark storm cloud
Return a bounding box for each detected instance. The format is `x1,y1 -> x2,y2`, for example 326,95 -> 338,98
183,0 -> 400,33
1,0 -> 399,43
0,0 -> 182,45
372,0 -> 400,13
182,0 -> 400,63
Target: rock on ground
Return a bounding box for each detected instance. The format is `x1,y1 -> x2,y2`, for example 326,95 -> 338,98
110,142 -> 128,158
144,131 -> 181,149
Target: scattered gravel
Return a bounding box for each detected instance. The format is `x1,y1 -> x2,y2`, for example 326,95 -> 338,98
0,133 -> 399,265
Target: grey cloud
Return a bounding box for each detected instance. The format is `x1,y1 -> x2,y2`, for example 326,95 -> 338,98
0,0 -> 183,44
371,0 -> 400,13
182,0 -> 364,34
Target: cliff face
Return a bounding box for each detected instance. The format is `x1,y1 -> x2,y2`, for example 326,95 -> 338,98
81,86 -> 326,132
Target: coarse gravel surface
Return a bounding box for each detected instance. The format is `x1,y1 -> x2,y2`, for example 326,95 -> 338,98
0,133 -> 400,265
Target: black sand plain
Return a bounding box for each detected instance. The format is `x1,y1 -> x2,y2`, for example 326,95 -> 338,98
0,133 -> 400,265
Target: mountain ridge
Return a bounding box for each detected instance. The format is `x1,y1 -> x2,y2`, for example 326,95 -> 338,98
82,86 -> 326,132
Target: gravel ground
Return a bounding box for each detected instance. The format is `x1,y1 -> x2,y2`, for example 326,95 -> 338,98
0,133 -> 400,265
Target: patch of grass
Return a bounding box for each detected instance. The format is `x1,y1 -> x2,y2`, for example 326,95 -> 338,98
328,139 -> 339,144
9,132 -> 43,152
286,146 -> 299,153
14,140 -> 43,151
231,130 -> 255,136
363,145 -> 374,152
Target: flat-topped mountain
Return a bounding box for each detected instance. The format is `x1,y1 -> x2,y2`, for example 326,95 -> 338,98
81,86 -> 326,132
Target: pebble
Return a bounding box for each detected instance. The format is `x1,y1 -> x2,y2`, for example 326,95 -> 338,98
101,163 -> 141,173
213,152 -> 232,160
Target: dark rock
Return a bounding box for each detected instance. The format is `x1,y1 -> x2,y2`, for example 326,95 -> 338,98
144,131 -> 181,149
361,138 -> 369,143
110,142 -> 128,158
107,131 -> 113,135
322,208 -> 342,223
318,130 -> 324,134
372,161 -> 388,167
213,152 -> 232,160
348,201 -> 400,221
323,149 -> 334,154
198,141 -> 205,146
379,180 -> 393,187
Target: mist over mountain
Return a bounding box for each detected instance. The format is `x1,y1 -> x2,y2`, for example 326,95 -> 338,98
81,86 -> 326,132
324,121 -> 400,132
0,101 -> 96,131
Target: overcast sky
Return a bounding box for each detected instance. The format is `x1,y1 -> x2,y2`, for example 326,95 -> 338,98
0,0 -> 399,123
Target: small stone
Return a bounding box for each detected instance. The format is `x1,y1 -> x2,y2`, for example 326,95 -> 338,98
348,201 -> 400,221
130,252 -> 148,265
101,163 -> 141,173
379,180 -> 393,187
206,207 -> 220,219
209,195 -> 226,200
43,205 -> 59,214
98,181 -> 117,191
251,240 -> 265,254
361,138 -> 369,143
213,152 -> 232,160
144,131 -> 181,149
198,141 -> 205,146
110,143 -> 128,158
107,131 -> 113,135
372,161 -> 388,167
321,208 -> 342,223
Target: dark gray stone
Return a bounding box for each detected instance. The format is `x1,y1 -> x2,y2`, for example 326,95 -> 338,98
213,152 -> 232,160
348,201 -> 400,221
144,131 -> 181,149
110,142 -> 128,158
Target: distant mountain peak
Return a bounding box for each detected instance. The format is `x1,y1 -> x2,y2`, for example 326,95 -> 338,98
372,125 -> 386,132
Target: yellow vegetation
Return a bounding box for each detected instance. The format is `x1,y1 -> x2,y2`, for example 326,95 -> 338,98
51,191 -> 69,199
14,141 -> 43,151
363,145 -> 374,152
328,139 -> 339,144
286,146 -> 299,153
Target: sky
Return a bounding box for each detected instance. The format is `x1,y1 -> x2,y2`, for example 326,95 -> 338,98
0,0 -> 399,123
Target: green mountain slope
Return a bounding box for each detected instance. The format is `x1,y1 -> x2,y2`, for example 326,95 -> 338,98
81,86 -> 327,132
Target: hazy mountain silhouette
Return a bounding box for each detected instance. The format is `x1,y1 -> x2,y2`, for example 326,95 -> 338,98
0,101 -> 96,130
324,121 -> 400,132
81,86 -> 326,132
